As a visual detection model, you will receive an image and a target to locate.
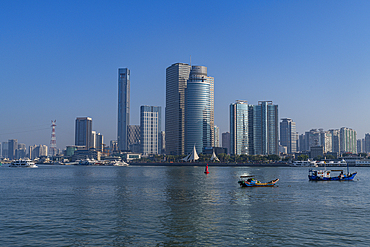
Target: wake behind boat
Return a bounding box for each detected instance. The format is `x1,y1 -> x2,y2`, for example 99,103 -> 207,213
9,159 -> 38,168
238,176 -> 279,187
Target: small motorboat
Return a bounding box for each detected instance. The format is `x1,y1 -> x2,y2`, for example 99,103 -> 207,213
238,176 -> 279,187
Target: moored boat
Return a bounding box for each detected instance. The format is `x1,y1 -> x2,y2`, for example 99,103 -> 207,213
111,160 -> 129,166
291,160 -> 318,167
9,159 -> 38,168
238,176 -> 279,187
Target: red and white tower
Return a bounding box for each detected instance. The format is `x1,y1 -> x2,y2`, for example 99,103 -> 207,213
50,120 -> 57,156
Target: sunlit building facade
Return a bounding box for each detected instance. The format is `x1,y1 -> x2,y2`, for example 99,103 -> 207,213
230,100 -> 249,155
140,106 -> 161,155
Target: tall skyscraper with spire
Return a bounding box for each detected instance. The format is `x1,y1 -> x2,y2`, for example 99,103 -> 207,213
165,63 -> 191,155
117,68 -> 130,151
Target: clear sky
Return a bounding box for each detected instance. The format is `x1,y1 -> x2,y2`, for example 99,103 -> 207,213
1,0 -> 370,149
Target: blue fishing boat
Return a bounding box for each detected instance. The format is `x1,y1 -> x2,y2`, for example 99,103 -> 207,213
308,166 -> 357,181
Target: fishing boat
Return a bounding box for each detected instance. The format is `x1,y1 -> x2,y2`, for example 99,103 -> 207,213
308,169 -> 357,181
238,176 -> 279,187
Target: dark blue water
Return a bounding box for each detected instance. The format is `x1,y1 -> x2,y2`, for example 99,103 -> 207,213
0,165 -> 368,246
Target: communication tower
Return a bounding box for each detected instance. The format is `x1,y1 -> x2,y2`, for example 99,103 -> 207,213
50,120 -> 57,156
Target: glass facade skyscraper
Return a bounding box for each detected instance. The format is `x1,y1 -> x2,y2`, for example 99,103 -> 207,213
140,106 -> 161,155
249,101 -> 278,155
165,63 -> 191,155
230,101 -> 249,155
118,68 -> 130,151
184,66 -> 214,154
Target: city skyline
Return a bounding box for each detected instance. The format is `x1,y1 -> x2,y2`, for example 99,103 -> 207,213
2,1 -> 370,149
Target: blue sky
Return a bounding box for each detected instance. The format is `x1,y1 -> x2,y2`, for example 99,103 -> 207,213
1,0 -> 370,149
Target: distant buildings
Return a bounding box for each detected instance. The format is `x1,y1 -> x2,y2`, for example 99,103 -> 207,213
117,68 -> 130,151
140,106 -> 161,155
222,132 -> 231,154
29,145 -> 48,159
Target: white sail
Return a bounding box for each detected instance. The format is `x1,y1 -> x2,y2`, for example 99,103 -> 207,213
181,153 -> 191,162
210,151 -> 219,162
188,145 -> 199,162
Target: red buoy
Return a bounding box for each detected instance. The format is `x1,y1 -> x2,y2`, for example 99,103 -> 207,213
204,164 -> 209,174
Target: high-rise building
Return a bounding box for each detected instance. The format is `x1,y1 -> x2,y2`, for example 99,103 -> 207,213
320,130 -> 332,153
1,142 -> 7,158
16,143 -> 27,159
249,101 -> 279,155
214,126 -> 220,147
159,131 -> 165,154
280,118 -> 297,154
184,66 -> 214,154
329,129 -> 340,153
75,117 -> 93,150
118,68 -> 130,151
95,133 -> 104,152
165,63 -> 191,155
222,132 -> 231,154
140,106 -> 161,155
230,100 -> 249,155
128,125 -> 140,151
340,127 -> 357,154
357,139 -> 364,153
364,133 -> 370,153
8,139 -> 18,160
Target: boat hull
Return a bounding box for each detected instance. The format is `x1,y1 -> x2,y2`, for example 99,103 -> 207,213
238,178 -> 279,187
308,172 -> 357,181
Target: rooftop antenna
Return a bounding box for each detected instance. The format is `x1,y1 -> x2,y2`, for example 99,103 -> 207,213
190,55 -> 191,66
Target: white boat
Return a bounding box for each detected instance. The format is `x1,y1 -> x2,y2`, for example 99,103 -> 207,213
110,160 -> 129,166
9,159 -> 38,168
292,160 -> 318,167
325,159 -> 347,166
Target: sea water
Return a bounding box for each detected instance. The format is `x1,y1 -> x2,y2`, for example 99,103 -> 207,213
0,165 -> 369,246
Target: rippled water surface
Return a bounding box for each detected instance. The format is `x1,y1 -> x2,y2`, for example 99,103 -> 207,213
1,165 -> 369,246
